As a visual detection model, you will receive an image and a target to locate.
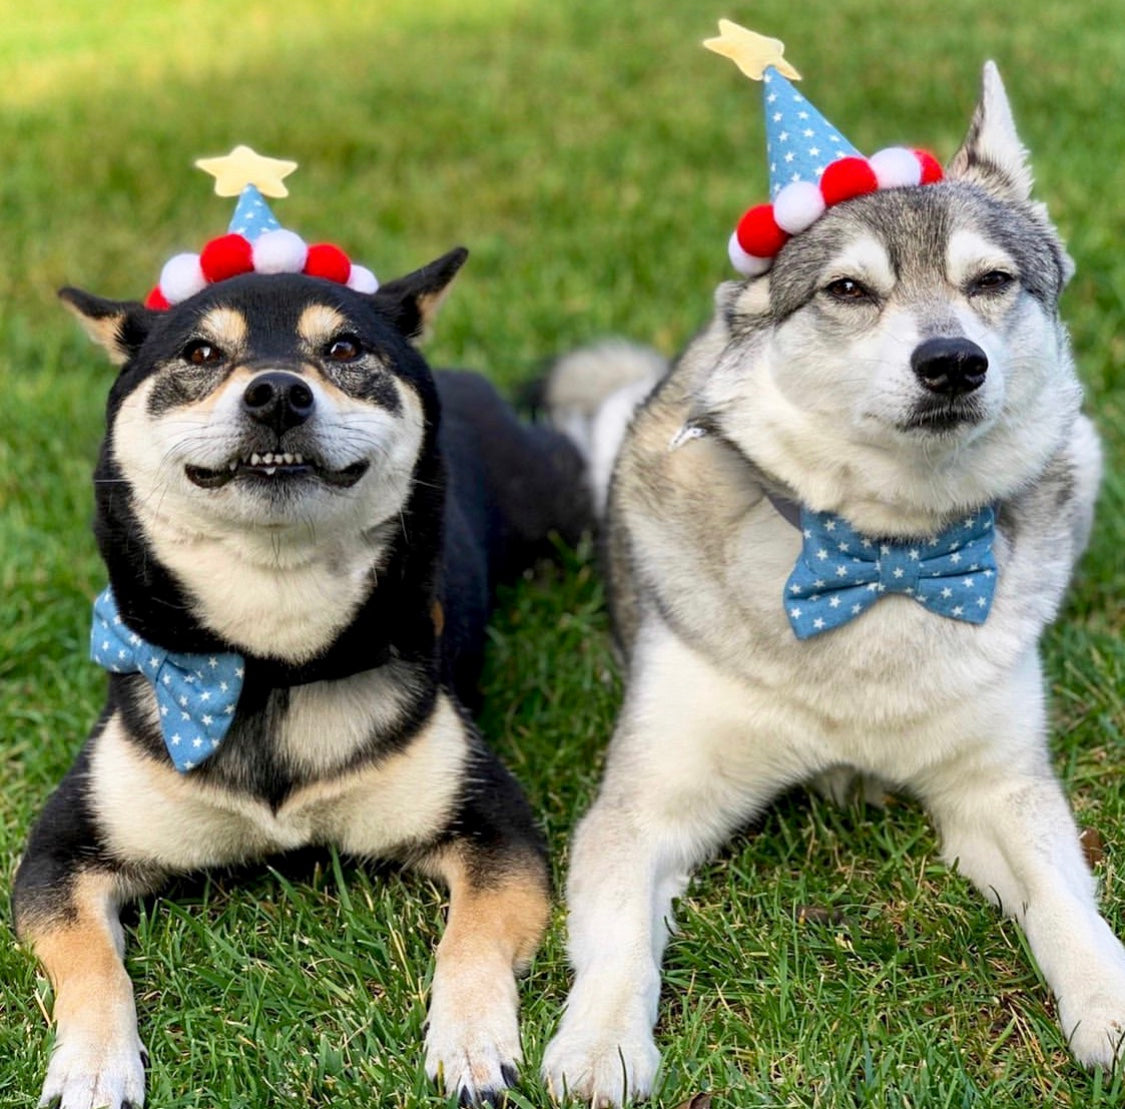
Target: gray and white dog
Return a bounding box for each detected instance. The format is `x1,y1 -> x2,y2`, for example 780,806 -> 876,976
541,65 -> 1122,1104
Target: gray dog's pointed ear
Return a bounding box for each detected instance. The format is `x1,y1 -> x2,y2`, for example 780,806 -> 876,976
59,287 -> 157,367
947,62 -> 1034,203
371,247 -> 468,342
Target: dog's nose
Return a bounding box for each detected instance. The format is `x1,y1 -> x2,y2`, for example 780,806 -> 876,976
911,338 -> 989,397
242,371 -> 315,433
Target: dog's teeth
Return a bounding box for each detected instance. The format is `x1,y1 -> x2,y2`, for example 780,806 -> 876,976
229,460 -> 238,471
264,466 -> 277,476
250,453 -> 262,466
293,453 -> 304,464
283,453 -> 294,464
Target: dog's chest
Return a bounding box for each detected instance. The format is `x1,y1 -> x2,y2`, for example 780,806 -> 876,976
90,691 -> 466,870
647,495 -> 1056,756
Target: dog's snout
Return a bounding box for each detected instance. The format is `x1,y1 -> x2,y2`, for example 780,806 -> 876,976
911,338 -> 989,397
242,371 -> 315,433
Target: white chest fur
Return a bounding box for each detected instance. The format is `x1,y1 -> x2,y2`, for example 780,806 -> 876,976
631,487 -> 1067,782
90,694 -> 467,871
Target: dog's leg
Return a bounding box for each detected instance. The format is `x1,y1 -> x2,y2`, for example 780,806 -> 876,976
413,743 -> 550,1106
917,663 -> 1125,1067
543,622 -> 797,1105
14,864 -> 151,1109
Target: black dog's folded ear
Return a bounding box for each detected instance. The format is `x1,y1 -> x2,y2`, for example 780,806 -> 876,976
59,287 -> 157,367
371,247 -> 468,342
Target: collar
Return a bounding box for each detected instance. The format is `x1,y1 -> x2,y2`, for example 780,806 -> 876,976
666,421 -> 999,637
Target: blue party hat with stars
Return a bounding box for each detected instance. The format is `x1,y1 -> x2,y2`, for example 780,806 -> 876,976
704,20 -> 945,276
761,68 -> 860,199
228,184 -> 283,240
145,145 -> 379,308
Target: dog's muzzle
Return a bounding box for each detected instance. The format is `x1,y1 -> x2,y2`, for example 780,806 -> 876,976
184,371 -> 370,489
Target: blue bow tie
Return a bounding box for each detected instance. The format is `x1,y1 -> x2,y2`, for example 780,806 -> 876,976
784,507 -> 998,639
90,587 -> 244,772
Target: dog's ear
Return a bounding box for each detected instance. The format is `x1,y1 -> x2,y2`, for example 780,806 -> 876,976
947,62 -> 1034,203
371,247 -> 468,342
59,288 -> 157,367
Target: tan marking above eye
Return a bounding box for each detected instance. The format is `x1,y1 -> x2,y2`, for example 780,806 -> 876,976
298,304 -> 349,346
196,307 -> 248,349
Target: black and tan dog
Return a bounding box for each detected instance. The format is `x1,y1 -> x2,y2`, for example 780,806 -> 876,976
13,248 -> 588,1107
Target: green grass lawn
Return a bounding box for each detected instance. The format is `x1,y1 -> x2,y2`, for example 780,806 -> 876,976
1,0 -> 1123,1105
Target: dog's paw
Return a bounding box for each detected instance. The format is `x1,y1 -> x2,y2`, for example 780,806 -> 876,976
1062,995 -> 1125,1069
38,1030 -> 147,1109
541,1022 -> 660,1106
425,1001 -> 521,1106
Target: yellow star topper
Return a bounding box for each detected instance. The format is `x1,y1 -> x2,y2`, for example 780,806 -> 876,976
703,19 -> 801,82
194,145 -> 299,198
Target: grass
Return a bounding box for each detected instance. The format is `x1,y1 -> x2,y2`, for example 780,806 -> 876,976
1,0 -> 1123,1105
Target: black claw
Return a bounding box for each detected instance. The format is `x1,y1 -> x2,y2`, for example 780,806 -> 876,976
500,1064 -> 518,1088
458,1087 -> 476,1108
122,1102 -> 137,1109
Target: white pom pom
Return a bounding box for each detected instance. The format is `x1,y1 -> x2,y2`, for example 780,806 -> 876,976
346,264 -> 379,294
869,147 -> 923,189
252,229 -> 308,274
159,253 -> 207,304
728,230 -> 771,277
773,181 -> 826,235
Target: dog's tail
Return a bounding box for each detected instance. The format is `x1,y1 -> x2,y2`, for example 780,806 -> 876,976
543,340 -> 667,515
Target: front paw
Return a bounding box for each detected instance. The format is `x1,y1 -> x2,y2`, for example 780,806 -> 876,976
1062,994 -> 1125,1069
542,1017 -> 660,1107
425,995 -> 521,1106
39,1030 -> 147,1109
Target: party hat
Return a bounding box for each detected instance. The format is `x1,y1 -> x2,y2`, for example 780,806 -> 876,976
144,145 -> 379,309
704,21 -> 944,276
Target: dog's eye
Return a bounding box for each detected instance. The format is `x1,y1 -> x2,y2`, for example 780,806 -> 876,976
182,341 -> 224,365
971,270 -> 1014,294
824,278 -> 873,302
326,336 -> 362,362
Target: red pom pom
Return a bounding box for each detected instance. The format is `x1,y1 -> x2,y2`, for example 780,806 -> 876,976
915,149 -> 944,185
819,157 -> 879,207
199,234 -> 254,283
303,243 -> 351,284
144,287 -> 170,311
735,204 -> 789,259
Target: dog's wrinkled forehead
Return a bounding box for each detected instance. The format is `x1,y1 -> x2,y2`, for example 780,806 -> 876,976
140,273 -> 397,366
767,183 -> 1068,317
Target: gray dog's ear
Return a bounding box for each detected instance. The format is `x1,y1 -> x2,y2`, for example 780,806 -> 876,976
59,288 -> 157,367
947,62 -> 1034,203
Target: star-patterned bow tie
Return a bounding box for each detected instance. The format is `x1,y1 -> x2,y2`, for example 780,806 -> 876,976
90,587 -> 244,771
784,507 -> 998,639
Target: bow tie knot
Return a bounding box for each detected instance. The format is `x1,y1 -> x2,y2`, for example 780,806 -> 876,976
785,507 -> 998,639
91,588 -> 244,772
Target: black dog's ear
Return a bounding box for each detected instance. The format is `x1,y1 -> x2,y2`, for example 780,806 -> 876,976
59,287 -> 157,367
371,247 -> 468,342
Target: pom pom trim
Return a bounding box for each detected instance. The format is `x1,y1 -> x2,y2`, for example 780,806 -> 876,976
728,147 -> 944,276
149,233 -> 378,310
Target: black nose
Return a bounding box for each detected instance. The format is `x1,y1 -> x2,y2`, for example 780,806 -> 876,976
242,371 -> 315,433
911,338 -> 989,397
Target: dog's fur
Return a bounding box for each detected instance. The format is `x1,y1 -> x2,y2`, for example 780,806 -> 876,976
541,66 -> 1124,1104
13,249 -> 590,1108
